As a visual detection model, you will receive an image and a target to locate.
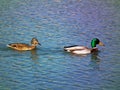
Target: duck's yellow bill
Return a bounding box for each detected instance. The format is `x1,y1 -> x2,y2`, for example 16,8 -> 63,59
99,41 -> 104,46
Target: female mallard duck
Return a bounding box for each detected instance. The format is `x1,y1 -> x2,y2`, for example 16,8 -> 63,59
64,38 -> 104,55
7,38 -> 41,51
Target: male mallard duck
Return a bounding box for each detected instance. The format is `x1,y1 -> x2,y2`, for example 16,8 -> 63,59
64,38 -> 104,55
7,38 -> 41,51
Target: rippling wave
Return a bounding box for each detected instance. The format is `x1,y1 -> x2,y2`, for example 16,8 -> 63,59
0,0 -> 120,90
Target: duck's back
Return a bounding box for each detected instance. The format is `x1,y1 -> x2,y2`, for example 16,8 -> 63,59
64,45 -> 88,52
7,43 -> 35,50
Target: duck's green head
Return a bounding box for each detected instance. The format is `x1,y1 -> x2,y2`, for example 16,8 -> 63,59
91,38 -> 104,48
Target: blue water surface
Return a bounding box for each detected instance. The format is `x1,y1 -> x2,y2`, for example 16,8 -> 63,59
0,0 -> 120,90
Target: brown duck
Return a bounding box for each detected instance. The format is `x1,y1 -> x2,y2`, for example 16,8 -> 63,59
7,38 -> 41,51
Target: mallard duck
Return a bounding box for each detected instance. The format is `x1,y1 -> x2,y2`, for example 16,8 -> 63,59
64,38 -> 104,55
7,38 -> 41,51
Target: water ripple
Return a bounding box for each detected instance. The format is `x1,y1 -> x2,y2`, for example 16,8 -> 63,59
0,0 -> 120,90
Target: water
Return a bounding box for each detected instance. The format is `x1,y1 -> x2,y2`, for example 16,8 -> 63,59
0,0 -> 120,90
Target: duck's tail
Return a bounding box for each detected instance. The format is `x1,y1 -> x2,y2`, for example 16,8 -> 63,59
6,44 -> 11,47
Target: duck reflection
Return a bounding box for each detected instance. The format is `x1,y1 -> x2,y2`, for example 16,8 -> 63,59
13,49 -> 39,61
90,52 -> 101,70
30,49 -> 39,61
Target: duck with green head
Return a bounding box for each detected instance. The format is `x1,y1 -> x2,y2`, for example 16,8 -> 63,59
64,38 -> 104,55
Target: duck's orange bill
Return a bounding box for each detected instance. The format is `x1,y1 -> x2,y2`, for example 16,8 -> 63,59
99,41 -> 104,46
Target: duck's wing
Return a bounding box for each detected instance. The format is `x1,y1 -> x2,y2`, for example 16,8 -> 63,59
7,43 -> 29,47
7,43 -> 31,50
64,45 -> 88,52
72,49 -> 91,55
